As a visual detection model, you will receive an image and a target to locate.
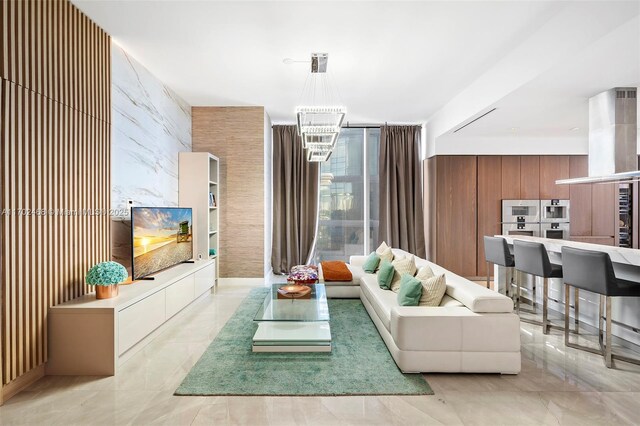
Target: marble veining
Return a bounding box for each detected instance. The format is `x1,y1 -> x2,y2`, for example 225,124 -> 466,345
110,43 -> 192,267
111,42 -> 192,213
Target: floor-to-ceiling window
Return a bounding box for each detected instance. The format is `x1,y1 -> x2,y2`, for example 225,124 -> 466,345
313,127 -> 380,263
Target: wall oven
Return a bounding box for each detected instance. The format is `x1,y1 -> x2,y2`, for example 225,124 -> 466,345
502,222 -> 541,237
502,200 -> 540,223
541,199 -> 570,222
541,222 -> 569,240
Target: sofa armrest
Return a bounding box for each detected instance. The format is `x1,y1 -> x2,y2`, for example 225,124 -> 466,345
390,307 -> 468,351
349,255 -> 368,267
390,307 -> 521,352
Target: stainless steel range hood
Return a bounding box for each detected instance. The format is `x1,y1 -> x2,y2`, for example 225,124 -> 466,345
556,87 -> 638,185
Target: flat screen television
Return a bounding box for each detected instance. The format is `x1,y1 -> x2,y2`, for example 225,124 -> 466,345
131,207 -> 193,280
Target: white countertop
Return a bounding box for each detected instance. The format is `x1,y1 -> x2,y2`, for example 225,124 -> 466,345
497,235 -> 640,268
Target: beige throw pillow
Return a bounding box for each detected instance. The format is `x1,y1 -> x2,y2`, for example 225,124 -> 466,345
376,242 -> 394,263
390,255 -> 417,292
415,265 -> 435,281
418,273 -> 447,307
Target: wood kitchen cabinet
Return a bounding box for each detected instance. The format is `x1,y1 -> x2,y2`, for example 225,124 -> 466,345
569,156 -> 591,236
434,156 -> 477,277
424,154 -> 620,278
477,156 -> 502,277
592,183 -> 616,239
568,155 -> 615,243
520,156 -> 540,199
501,156 -> 521,199
539,156 -> 570,199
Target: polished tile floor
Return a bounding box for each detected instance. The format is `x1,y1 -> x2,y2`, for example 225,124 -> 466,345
2,282 -> 640,425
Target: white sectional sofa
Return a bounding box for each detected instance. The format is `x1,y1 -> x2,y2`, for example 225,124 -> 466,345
341,248 -> 521,374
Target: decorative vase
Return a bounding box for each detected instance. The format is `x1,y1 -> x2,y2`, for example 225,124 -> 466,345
86,261 -> 128,300
95,284 -> 119,299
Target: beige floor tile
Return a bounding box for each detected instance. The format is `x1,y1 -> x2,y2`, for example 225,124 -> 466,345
538,391 -> 632,425
3,282 -> 640,426
441,390 -> 559,426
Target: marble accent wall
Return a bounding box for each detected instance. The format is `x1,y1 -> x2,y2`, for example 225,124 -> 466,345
111,43 -> 192,267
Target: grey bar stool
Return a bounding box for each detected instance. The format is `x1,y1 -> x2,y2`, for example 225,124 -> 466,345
513,240 -> 563,334
483,236 -> 515,296
562,246 -> 640,368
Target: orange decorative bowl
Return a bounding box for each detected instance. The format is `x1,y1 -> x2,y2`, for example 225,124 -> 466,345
277,284 -> 312,299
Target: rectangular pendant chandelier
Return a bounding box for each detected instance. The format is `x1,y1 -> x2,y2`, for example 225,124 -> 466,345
294,54 -> 346,162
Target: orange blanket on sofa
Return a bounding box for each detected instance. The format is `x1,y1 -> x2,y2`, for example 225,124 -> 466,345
320,261 -> 353,282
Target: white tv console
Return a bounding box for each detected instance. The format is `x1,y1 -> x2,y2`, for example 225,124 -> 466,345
46,259 -> 216,375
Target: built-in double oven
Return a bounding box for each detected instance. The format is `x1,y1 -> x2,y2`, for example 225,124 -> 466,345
501,199 -> 570,239
501,200 -> 541,237
540,199 -> 570,239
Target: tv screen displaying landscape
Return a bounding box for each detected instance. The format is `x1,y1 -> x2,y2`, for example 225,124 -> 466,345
131,207 -> 193,280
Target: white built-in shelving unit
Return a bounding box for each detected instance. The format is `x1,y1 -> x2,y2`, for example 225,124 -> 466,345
179,152 -> 220,281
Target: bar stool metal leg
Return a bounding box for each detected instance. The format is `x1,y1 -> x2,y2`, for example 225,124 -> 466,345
566,288 -> 640,368
532,277 -> 537,314
605,296 -> 612,368
574,288 -> 579,334
564,283 -> 600,355
505,267 -> 513,298
486,261 -> 491,289
598,295 -> 604,347
516,271 -> 521,314
564,284 -> 570,345
542,278 -> 550,334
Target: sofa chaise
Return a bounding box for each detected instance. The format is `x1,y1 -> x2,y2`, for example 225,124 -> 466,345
322,248 -> 521,374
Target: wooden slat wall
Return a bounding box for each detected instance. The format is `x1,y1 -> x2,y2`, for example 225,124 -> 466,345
0,0 -> 111,391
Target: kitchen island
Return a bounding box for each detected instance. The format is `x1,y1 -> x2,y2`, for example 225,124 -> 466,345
494,235 -> 640,347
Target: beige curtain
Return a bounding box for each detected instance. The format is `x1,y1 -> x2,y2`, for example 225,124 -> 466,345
379,125 -> 426,258
271,125 -> 320,274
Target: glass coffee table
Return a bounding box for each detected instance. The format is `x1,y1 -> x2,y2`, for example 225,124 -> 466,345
252,283 -> 331,352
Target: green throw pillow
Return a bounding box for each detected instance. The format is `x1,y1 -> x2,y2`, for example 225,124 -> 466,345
363,252 -> 381,273
397,273 -> 423,306
377,260 -> 395,290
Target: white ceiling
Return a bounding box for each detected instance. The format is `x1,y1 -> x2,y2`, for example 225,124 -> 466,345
73,0 -> 640,136
73,0 -> 564,123
440,12 -> 640,141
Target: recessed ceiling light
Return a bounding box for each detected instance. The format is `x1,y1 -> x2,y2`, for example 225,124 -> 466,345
570,127 -> 580,131
283,58 -> 294,64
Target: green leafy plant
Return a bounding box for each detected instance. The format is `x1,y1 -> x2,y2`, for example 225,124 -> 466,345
85,261 -> 128,286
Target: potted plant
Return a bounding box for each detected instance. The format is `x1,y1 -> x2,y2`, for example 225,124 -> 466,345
86,261 -> 128,299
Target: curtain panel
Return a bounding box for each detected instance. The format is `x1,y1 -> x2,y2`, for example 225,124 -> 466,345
379,125 -> 426,258
271,125 -> 320,274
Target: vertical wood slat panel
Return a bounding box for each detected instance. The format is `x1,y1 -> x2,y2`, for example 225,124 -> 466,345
1,0 -> 111,388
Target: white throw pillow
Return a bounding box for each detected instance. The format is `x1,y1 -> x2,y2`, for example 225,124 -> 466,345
418,273 -> 447,307
376,242 -> 394,263
415,265 -> 435,281
390,255 -> 417,292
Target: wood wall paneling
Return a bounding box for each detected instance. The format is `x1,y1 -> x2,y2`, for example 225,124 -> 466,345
592,183 -> 616,239
539,155 -> 570,199
0,0 -> 111,394
501,156 -> 521,199
435,156 -> 477,277
569,236 -> 615,246
569,156 -> 591,236
520,156 -> 540,199
424,157 -> 437,261
477,156 -> 502,276
191,107 -> 265,278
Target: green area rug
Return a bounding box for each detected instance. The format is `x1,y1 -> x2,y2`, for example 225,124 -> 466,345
175,288 -> 433,396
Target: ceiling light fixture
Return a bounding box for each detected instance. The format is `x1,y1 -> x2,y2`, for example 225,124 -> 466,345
295,53 -> 346,162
